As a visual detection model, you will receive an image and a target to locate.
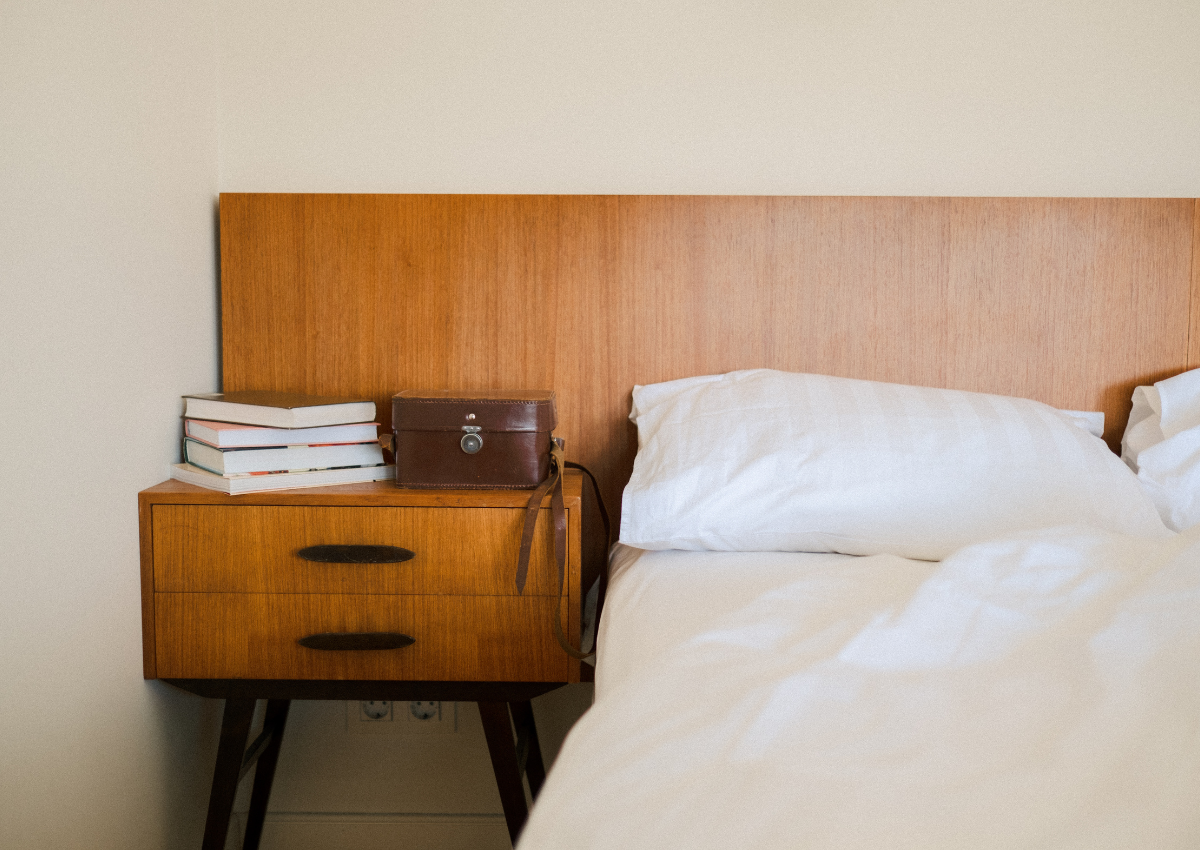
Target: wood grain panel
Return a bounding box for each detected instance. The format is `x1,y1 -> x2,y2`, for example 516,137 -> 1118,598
939,199 -> 1192,430
155,593 -> 574,682
139,477 -> 580,681
152,505 -> 559,596
138,491 -> 156,678
220,194 -> 590,418
221,194 -> 1196,522
139,475 -> 581,508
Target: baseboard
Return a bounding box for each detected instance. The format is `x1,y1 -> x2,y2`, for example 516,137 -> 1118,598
228,812 -> 511,850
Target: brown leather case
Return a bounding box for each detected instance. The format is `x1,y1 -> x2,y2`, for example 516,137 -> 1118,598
392,390 -> 557,489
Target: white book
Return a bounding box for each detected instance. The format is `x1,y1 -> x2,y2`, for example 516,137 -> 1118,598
183,438 -> 384,475
185,419 -> 380,449
182,391 -> 376,429
169,462 -> 394,494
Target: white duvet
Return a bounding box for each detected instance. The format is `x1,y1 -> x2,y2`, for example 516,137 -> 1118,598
519,527 -> 1200,850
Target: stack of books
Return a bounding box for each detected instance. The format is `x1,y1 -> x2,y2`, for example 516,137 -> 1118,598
170,391 -> 394,494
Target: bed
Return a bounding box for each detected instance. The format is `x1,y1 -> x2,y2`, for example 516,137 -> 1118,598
517,369 -> 1200,849
219,193 -> 1200,847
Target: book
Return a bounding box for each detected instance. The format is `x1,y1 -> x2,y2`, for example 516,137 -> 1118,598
183,438 -> 385,476
169,462 -> 394,494
185,419 -> 380,449
182,391 -> 376,429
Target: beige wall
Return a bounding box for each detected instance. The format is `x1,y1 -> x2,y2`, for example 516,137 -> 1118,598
219,0 -> 1200,196
2,1 -> 1199,848
1,1 -> 221,848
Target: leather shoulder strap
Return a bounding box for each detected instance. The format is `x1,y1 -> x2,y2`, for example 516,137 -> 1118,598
514,441 -> 611,661
515,455 -> 561,594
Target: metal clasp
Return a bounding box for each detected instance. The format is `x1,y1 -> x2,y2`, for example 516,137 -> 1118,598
461,425 -> 483,454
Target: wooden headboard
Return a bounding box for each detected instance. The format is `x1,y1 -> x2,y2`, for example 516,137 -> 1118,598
219,194 -> 1199,522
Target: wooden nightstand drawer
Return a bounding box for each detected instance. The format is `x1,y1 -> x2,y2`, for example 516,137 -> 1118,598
152,504 -> 559,596
138,477 -> 586,686
155,592 -> 572,681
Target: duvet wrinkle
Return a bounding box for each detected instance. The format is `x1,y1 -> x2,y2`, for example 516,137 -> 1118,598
521,528 -> 1200,850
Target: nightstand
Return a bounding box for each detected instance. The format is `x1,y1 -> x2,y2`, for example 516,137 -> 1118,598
138,472 -> 584,850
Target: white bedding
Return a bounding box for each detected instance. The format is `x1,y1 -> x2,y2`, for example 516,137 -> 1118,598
520,527 -> 1200,849
1124,368 -> 1200,532
620,370 -> 1167,559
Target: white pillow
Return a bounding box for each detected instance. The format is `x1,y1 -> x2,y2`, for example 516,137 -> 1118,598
620,370 -> 1169,560
1122,368 -> 1200,532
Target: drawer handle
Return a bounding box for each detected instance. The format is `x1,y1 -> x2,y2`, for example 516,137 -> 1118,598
298,632 -> 416,651
297,545 -> 414,564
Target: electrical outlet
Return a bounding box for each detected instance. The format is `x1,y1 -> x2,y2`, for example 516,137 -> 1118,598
402,700 -> 456,734
348,700 -> 392,734
361,700 -> 391,721
347,700 -> 458,735
409,700 -> 439,721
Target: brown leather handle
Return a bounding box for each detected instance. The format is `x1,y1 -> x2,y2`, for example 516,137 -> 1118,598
514,441 -> 610,661
297,545 -> 414,564
515,451 -> 562,594
297,632 -> 415,651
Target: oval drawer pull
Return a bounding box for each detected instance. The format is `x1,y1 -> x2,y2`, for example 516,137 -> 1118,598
297,544 -> 414,564
298,632 -> 416,651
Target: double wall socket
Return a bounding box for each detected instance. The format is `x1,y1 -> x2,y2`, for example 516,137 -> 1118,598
347,700 -> 458,735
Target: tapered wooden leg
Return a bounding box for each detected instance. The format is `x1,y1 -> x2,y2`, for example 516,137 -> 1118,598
509,700 -> 546,799
242,699 -> 291,850
202,699 -> 257,850
479,701 -> 528,844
